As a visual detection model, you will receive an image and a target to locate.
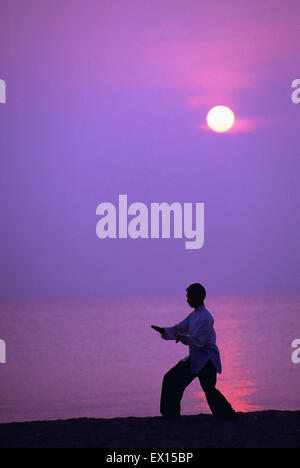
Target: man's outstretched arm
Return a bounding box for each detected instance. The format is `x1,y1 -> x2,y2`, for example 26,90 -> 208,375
174,317 -> 212,347
151,315 -> 190,341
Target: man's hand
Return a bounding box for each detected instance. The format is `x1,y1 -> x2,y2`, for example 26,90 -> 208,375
151,325 -> 165,334
174,333 -> 181,343
151,326 -> 183,344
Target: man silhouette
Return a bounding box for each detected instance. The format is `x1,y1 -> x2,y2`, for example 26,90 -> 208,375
152,283 -> 238,420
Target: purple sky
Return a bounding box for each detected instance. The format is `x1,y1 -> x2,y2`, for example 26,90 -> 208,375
0,0 -> 299,299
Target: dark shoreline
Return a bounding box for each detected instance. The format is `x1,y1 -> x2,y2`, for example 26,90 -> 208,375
0,410 -> 299,448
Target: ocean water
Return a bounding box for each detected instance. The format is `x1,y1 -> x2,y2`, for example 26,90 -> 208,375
0,294 -> 299,423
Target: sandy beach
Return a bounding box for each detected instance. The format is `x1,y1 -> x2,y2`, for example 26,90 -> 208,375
0,410 -> 299,448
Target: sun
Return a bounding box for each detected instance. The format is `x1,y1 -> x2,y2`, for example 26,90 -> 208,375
206,106 -> 235,133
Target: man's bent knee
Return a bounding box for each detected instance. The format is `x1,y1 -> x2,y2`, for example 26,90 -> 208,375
162,372 -> 174,386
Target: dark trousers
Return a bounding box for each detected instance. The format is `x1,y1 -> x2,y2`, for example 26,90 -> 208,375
160,358 -> 236,419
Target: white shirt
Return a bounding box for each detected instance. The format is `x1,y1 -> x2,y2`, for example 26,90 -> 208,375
161,304 -> 222,375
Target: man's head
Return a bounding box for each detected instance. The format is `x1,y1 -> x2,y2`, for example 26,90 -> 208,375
186,283 -> 206,309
